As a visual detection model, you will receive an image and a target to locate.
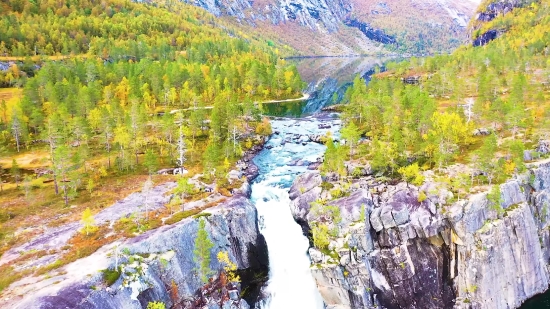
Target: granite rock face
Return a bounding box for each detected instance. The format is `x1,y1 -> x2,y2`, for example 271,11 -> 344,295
179,0 -> 478,56
291,161 -> 550,309
183,0 -> 351,31
10,196 -> 268,309
472,0 -> 535,46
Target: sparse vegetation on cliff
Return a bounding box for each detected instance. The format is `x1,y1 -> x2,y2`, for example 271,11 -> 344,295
339,0 -> 550,190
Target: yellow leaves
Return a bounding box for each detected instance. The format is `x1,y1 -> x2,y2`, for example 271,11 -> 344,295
200,65 -> 210,79
88,108 -> 102,131
398,163 -> 425,186
428,111 -> 473,146
504,160 -> 516,175
223,157 -> 230,172
284,70 -> 294,86
114,77 -> 130,106
113,125 -> 131,149
80,207 -> 97,236
217,251 -> 240,283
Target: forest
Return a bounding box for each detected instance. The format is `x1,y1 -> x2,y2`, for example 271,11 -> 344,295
326,0 -> 550,195
0,0 -> 305,285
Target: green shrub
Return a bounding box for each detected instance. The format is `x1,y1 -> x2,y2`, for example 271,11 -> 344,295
312,223 -> 330,250
102,269 -> 121,286
165,209 -> 201,225
193,212 -> 212,219
487,185 -> 503,215
330,188 -> 348,199
320,182 -> 334,191
418,191 -> 428,203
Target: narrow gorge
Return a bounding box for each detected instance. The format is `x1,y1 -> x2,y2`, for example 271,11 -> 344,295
289,156 -> 550,309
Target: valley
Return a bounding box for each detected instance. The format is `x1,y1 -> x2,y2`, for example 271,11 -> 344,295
1,0 -> 550,308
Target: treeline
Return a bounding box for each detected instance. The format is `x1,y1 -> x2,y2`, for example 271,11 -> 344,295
0,0 -> 305,205
332,0 -> 550,185
1,0 -> 219,57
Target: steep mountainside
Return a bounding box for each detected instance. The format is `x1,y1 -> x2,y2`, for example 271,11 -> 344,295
181,0 -> 480,55
299,0 -> 550,307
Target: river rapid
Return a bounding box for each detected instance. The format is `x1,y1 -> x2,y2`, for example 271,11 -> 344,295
247,56 -> 384,309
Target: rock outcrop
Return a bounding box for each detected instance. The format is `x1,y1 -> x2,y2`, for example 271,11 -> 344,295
7,196 -> 268,309
471,0 -> 535,46
343,19 -> 397,45
179,0 -> 479,55
290,159 -> 550,309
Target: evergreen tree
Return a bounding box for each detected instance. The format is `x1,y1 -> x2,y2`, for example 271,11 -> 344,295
474,133 -> 498,184
194,218 -> 214,283
144,149 -> 158,175
52,145 -> 76,206
11,159 -> 21,188
174,177 -> 195,211
203,141 -> 221,178
11,108 -> 26,153
341,121 -> 361,158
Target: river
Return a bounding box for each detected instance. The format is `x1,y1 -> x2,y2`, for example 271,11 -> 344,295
248,56 -> 384,308
249,55 -> 550,309
521,292 -> 550,308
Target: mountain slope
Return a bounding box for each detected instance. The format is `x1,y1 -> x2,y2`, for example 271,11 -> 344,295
181,0 -> 481,55
0,0 -> 304,298
299,1 -> 550,308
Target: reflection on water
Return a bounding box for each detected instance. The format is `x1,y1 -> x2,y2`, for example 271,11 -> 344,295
521,291 -> 550,309
258,56 -> 389,117
287,56 -> 388,87
258,100 -> 308,118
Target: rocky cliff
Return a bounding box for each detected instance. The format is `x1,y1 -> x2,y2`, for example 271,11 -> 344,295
179,0 -> 480,55
289,159 -> 550,309
7,194 -> 268,309
471,0 -> 536,46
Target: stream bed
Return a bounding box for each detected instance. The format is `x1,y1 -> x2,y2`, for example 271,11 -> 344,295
247,56 -> 382,308
251,117 -> 340,308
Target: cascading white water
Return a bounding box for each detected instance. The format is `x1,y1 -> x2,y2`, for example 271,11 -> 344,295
252,183 -> 324,309
249,117 -> 340,309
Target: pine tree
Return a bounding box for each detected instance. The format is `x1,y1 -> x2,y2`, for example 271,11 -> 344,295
341,121 -> 361,158
175,113 -> 187,171
144,149 -> 158,175
474,133 -> 498,184
52,145 -> 75,206
11,159 -> 20,188
174,177 -> 194,211
44,112 -> 66,194
11,109 -> 26,153
194,218 -> 214,283
203,141 -> 221,178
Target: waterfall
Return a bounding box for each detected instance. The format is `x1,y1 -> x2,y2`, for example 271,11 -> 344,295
252,182 -> 324,309
247,116 -> 340,309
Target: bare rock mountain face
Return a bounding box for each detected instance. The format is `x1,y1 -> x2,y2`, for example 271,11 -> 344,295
470,0 -> 537,46
289,159 -> 550,309
3,194 -> 269,309
182,0 -> 480,55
